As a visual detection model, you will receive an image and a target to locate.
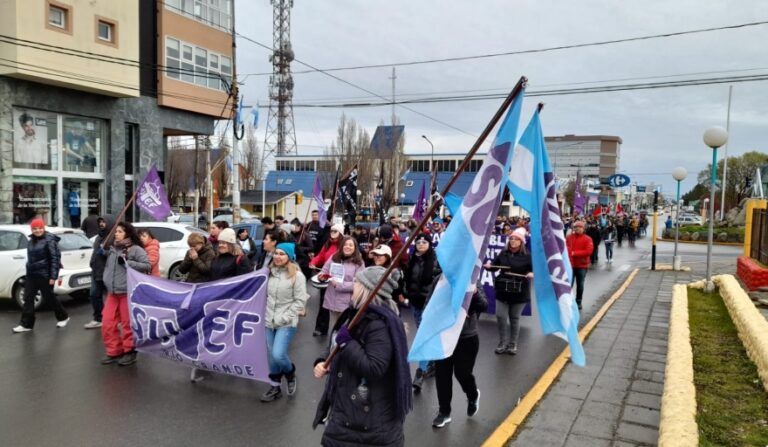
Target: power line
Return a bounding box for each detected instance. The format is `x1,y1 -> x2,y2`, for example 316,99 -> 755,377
240,20 -> 768,76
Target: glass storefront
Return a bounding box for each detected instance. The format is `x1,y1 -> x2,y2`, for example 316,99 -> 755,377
11,107 -> 108,227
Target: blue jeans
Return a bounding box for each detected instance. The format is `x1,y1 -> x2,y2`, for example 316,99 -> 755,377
571,268 -> 588,307
412,307 -> 428,370
265,326 -> 297,375
604,242 -> 614,260
89,279 -> 106,322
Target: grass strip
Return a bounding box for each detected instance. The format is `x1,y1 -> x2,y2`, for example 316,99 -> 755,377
688,288 -> 768,446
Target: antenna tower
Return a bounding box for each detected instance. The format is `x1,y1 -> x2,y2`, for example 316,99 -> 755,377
264,0 -> 297,156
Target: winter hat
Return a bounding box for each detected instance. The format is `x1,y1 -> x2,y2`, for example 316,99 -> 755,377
30,218 -> 45,229
275,242 -> 296,261
573,220 -> 585,229
379,224 -> 394,240
280,223 -> 294,234
414,233 -> 432,248
331,223 -> 345,235
510,228 -> 527,242
370,244 -> 393,258
355,266 -> 400,301
218,228 -> 237,244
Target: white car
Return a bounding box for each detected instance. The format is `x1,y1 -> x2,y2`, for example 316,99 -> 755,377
132,222 -> 208,281
0,225 -> 93,309
678,215 -> 703,225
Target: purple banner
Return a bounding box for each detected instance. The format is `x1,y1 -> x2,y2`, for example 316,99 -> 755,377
313,175 -> 327,228
136,164 -> 172,221
127,268 -> 271,383
412,181 -> 426,221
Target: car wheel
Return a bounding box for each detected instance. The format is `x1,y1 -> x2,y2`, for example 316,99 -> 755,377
169,263 -> 187,282
13,279 -> 43,310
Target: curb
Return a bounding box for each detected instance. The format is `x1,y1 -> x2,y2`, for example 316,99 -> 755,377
658,284 -> 697,446
658,237 -> 742,247
482,269 -> 640,447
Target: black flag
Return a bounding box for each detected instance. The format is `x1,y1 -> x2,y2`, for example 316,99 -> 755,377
339,166 -> 358,224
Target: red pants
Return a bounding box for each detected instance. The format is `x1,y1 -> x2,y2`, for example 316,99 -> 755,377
101,293 -> 134,356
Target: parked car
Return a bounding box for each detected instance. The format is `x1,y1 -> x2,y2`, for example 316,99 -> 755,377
231,220 -> 265,254
132,222 -> 208,281
0,225 -> 93,309
677,215 -> 703,225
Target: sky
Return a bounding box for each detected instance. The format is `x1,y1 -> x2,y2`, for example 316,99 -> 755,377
234,0 -> 768,196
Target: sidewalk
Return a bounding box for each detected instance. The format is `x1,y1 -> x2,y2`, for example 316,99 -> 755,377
507,268 -> 692,447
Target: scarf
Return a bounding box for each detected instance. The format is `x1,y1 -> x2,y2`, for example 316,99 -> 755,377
114,238 -> 133,257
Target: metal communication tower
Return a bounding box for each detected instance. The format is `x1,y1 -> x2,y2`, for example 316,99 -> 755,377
264,0 -> 297,156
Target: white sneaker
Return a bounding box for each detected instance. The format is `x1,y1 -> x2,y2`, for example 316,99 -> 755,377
190,368 -> 205,383
12,325 -> 32,333
83,320 -> 102,329
56,317 -> 70,328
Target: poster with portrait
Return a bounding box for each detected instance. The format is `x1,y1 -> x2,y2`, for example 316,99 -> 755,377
13,110 -> 49,166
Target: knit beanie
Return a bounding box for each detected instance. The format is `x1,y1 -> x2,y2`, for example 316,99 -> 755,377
30,218 -> 45,229
413,233 -> 433,248
355,266 -> 400,301
276,242 -> 296,261
331,223 -> 345,235
510,228 -> 527,242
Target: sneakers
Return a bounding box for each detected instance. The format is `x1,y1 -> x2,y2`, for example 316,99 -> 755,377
285,365 -> 297,396
56,317 -> 70,328
190,367 -> 206,383
12,325 -> 32,333
101,354 -> 122,365
312,330 -> 326,337
467,389 -> 481,417
494,342 -> 507,355
84,320 -> 102,329
424,361 -> 436,379
260,386 -> 282,402
432,413 -> 452,428
412,368 -> 424,394
118,350 -> 137,366
507,343 -> 518,355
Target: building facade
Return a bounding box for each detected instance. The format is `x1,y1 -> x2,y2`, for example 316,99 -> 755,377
545,134 -> 622,182
0,0 -> 233,226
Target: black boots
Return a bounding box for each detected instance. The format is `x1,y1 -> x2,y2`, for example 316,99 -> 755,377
261,373 -> 283,402
285,364 -> 297,396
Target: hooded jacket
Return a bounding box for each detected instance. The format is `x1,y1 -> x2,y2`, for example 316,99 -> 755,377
265,265 -> 309,329
103,244 -> 151,294
89,214 -> 115,281
26,232 -> 61,280
403,250 -> 441,309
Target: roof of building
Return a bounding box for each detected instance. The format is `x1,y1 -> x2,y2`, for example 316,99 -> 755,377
264,171 -> 318,194
400,171 -> 478,205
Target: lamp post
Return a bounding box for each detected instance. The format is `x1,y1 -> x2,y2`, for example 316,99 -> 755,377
422,135 -> 435,172
703,126 -> 728,292
672,167 -> 688,270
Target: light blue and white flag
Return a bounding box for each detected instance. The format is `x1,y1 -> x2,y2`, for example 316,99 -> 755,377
250,102 -> 260,128
507,110 -> 585,366
408,89 -> 525,362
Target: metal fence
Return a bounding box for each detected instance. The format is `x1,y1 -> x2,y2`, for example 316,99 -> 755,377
750,208 -> 768,264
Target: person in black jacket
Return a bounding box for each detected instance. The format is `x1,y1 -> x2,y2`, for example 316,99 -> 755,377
210,228 -> 252,280
83,214 -> 115,329
236,228 -> 258,264
432,281 -> 488,428
484,228 -> 533,355
13,219 -> 69,333
402,233 -> 442,393
586,220 -> 602,266
312,266 -> 411,447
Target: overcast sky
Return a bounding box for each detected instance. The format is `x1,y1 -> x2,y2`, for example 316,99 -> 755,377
234,0 -> 768,195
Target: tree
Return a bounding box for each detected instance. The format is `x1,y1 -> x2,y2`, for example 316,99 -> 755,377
241,123 -> 265,190
323,114 -> 372,207
681,183 -> 708,204
696,151 -> 768,211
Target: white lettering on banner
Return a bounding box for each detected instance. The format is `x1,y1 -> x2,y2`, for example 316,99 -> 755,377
138,180 -> 163,209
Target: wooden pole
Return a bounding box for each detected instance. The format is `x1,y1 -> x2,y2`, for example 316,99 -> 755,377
101,189 -> 137,249
322,76 -> 528,367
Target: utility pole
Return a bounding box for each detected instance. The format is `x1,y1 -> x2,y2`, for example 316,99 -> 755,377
651,190 -> 659,270
264,0 -> 297,157
720,85 -> 732,221
230,0 -> 241,224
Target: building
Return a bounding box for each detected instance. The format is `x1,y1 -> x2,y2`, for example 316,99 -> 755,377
546,135 -> 622,182
0,0 -> 234,226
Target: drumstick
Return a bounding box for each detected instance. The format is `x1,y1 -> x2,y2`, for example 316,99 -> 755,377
486,265 -> 528,278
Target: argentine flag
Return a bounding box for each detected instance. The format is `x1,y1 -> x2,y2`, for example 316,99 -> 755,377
408,89 -> 524,362
508,110 -> 586,366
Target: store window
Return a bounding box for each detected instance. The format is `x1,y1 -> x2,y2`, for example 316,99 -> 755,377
63,180 -> 101,229
62,117 -> 105,173
12,109 -> 57,170
13,178 -> 57,225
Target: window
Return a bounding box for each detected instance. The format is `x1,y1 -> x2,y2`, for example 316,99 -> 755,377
46,1 -> 72,34
98,21 -> 112,41
194,48 -> 208,87
57,233 -> 92,251
138,227 -> 183,243
95,17 -> 118,47
436,160 -> 456,172
165,0 -> 233,32
49,6 -> 65,27
63,117 -> 105,174
316,160 -> 336,172
464,159 -> 483,172
0,231 -> 26,252
165,37 -> 230,92
410,160 -> 430,172
295,160 -> 314,171
276,160 -> 293,171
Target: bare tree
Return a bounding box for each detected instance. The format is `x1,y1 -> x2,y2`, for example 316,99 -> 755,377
323,114 -> 372,199
241,123 -> 265,190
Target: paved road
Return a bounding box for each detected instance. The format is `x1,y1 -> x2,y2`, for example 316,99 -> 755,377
0,235 -> 741,447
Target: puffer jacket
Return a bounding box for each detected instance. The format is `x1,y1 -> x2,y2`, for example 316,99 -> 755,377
26,232 -> 61,280
311,239 -> 341,268
89,214 -> 115,281
177,243 -> 216,283
265,265 -> 309,329
566,233 -> 594,269
103,245 -> 151,294
321,258 -> 365,312
403,251 -> 441,309
143,238 -> 161,277
210,253 -> 252,280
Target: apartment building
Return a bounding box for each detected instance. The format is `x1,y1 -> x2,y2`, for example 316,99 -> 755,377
0,0 -> 234,226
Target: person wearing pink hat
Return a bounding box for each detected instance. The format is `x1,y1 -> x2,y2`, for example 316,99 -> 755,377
13,219 -> 69,333
566,220 -> 593,310
309,223 -> 344,336
483,228 -> 532,355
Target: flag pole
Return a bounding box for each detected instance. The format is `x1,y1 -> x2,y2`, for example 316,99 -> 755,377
101,190 -> 137,249
322,76 -> 528,366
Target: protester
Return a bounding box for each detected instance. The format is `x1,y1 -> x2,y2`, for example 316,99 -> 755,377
177,232 -> 215,283
312,265 -> 411,446
484,228 -> 533,355
101,222 -> 151,366
602,221 -> 616,264
237,228 -> 258,264
261,243 -> 310,402
319,236 -> 365,330
403,233 -> 442,392
432,281 -> 488,428
256,230 -> 286,270
566,220 -> 594,310
13,219 -> 69,333
261,216 -> 275,233
80,209 -> 101,238
290,218 -> 313,255
138,228 -> 161,277
305,210 -> 326,258
310,223 -> 344,336
615,217 -> 625,247
629,216 -> 639,247
274,215 -> 285,227
376,224 -> 409,269
586,221 -> 602,266
208,220 -> 229,251
83,215 -> 114,329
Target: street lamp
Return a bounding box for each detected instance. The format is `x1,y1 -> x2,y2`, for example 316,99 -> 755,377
422,135 -> 435,172
671,167 -> 688,270
702,126 -> 728,292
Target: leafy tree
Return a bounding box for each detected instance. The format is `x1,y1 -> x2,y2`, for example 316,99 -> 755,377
695,151 -> 768,212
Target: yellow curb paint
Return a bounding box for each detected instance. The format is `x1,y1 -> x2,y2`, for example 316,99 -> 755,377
482,268 -> 640,447
658,284 -> 698,446
651,265 -> 692,272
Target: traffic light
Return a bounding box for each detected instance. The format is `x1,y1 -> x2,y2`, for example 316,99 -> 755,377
295,192 -> 303,205
746,176 -> 753,188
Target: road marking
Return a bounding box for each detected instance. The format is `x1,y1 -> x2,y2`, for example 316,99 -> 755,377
482,268 -> 640,447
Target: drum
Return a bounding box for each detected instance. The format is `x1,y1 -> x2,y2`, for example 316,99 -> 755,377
310,273 -> 330,289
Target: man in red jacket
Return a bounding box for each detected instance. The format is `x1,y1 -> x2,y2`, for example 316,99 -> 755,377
566,220 -> 594,310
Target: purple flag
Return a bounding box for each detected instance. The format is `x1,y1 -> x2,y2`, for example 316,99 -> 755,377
136,164 -> 172,220
313,175 -> 327,228
127,268 -> 272,383
573,170 -> 585,216
412,181 -> 426,221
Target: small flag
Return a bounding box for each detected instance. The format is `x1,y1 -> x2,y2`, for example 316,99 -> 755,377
616,202 -> 624,215
573,170 -> 585,216
250,103 -> 260,128
400,168 -> 411,182
412,181 -> 426,221
313,175 -> 327,228
136,164 -> 172,221
592,205 -> 601,217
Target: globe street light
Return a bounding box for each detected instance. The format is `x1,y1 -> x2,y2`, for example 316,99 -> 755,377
702,126 -> 728,292
671,167 -> 688,270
